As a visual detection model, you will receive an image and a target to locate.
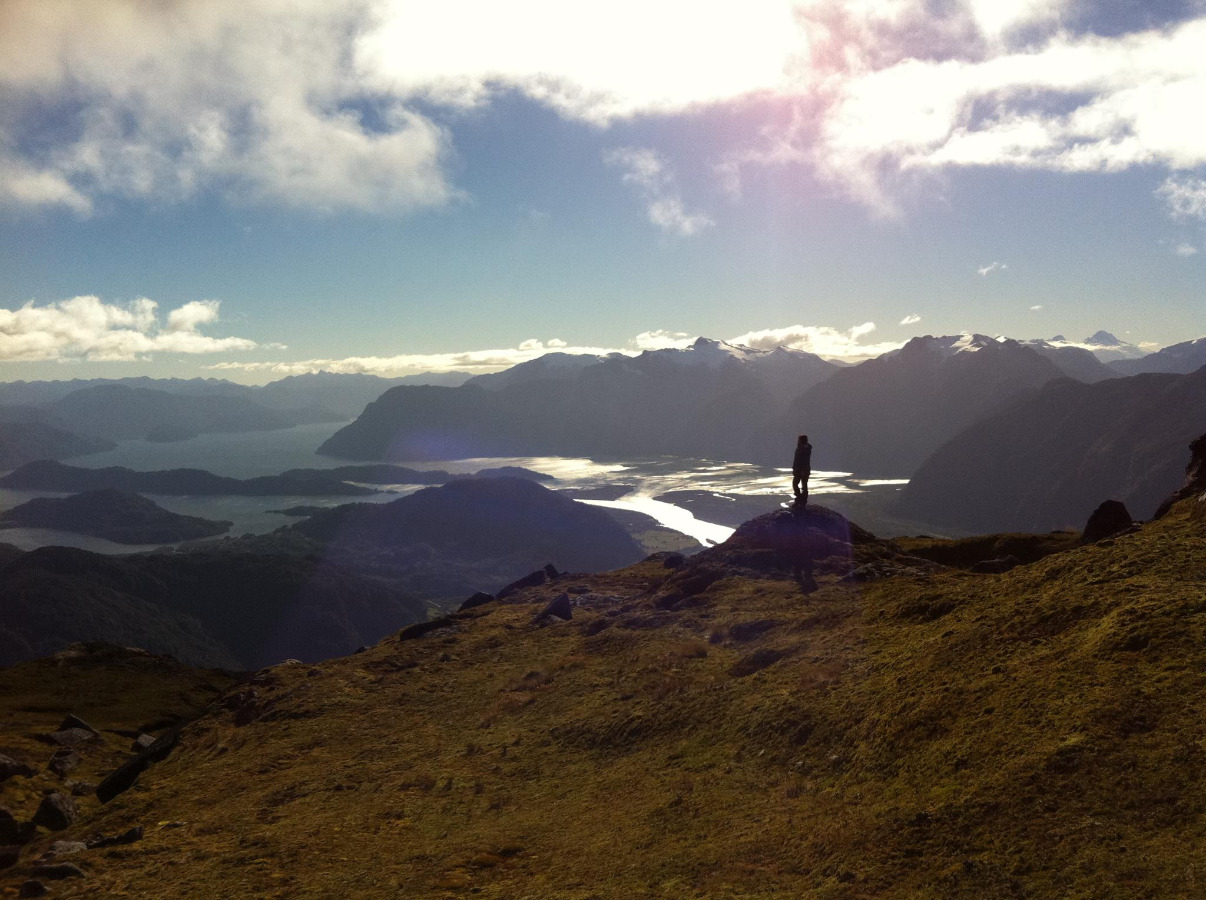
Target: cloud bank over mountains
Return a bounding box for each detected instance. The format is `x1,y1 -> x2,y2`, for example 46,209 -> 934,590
2,0 -> 1203,220
0,296 -> 261,362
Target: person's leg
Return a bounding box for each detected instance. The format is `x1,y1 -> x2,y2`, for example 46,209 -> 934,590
791,475 -> 802,496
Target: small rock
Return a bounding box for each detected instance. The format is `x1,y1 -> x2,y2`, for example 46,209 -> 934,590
0,845 -> 20,871
32,794 -> 77,832
31,862 -> 86,880
131,734 -> 157,752
46,840 -> 87,857
18,880 -> 49,898
458,591 -> 496,612
662,552 -> 686,569
48,749 -> 80,778
86,825 -> 143,850
0,753 -> 35,782
67,781 -> 96,797
0,808 -> 29,845
39,728 -> 97,747
57,715 -> 99,737
542,563 -> 561,579
534,592 -> 572,623
497,569 -> 548,599
970,556 -> 1020,574
728,648 -> 785,678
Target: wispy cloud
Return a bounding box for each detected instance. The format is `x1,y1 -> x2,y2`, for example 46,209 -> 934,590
899,314 -> 922,325
0,296 -> 260,362
605,148 -> 713,236
1030,305 -> 1044,311
977,261 -> 1008,277
1157,175 -> 1206,220
1175,242 -> 1199,256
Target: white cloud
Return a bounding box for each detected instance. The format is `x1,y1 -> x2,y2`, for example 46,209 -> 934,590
1157,175 -> 1206,220
1030,304 -> 1043,310
728,321 -> 903,360
0,296 -> 259,362
900,313 -> 922,325
977,261 -> 1008,276
209,321 -> 906,376
3,1 -> 1204,219
605,147 -> 713,236
630,330 -> 695,351
1175,242 -> 1199,256
0,0 -> 453,215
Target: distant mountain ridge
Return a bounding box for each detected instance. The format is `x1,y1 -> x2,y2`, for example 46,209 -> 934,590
1110,336 -> 1206,376
320,337 -> 839,462
780,334 -> 1073,476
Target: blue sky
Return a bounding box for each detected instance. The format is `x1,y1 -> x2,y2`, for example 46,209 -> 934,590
1,0 -> 1203,383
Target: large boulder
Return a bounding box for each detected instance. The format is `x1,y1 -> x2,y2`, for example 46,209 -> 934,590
1081,500 -> 1135,544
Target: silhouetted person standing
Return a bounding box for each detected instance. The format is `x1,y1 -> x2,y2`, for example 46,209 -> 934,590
792,434 -> 812,506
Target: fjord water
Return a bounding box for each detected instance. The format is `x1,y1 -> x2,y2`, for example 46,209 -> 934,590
0,421 -> 911,552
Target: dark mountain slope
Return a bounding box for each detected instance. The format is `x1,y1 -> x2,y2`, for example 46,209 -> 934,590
783,334 -> 1069,476
896,369 -> 1206,532
0,544 -> 426,670
0,421 -> 115,469
38,385 -> 297,442
0,490 -> 231,544
291,477 -> 642,574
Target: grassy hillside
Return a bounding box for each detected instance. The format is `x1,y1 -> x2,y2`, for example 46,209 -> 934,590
4,501 -> 1206,897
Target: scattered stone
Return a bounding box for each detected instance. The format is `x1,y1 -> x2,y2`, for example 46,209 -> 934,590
57,715 -> 99,737
1082,500 -> 1135,544
728,648 -> 785,678
662,552 -> 686,569
67,781 -> 96,797
31,862 -> 86,880
39,728 -> 97,748
396,616 -> 455,642
728,619 -> 782,642
497,568 -> 549,599
96,730 -> 180,804
18,880 -> 49,898
533,592 -> 572,623
0,845 -> 20,871
32,793 -> 77,831
48,749 -> 80,778
0,754 -> 35,782
1,808 -> 34,846
459,591 -> 496,612
132,734 -> 157,752
970,556 -> 1020,574
86,825 -> 143,849
46,840 -> 87,857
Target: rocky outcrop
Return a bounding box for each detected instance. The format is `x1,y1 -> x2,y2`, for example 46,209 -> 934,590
1081,500 -> 1135,543
1154,434 -> 1206,518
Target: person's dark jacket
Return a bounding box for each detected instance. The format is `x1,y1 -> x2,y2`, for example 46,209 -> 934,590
793,441 -> 812,476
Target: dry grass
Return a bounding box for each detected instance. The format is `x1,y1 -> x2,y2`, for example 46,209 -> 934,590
4,509 -> 1206,897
